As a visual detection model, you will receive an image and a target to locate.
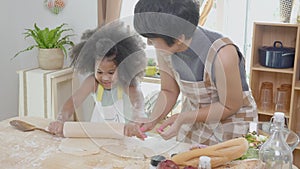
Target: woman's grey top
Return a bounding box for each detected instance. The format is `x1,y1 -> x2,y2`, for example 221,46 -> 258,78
171,26 -> 249,91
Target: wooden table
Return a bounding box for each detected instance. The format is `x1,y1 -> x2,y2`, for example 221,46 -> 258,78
2,116 -> 298,169
0,116 -> 191,169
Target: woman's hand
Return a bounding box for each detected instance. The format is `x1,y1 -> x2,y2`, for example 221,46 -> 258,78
157,114 -> 181,140
124,122 -> 147,140
139,118 -> 158,133
48,120 -> 64,137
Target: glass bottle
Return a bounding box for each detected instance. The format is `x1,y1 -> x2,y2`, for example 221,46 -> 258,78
198,156 -> 211,169
259,112 -> 293,169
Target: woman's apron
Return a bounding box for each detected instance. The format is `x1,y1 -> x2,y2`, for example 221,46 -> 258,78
163,37 -> 258,145
90,85 -> 125,123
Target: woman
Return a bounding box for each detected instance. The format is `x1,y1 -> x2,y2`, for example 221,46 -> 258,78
133,0 -> 258,145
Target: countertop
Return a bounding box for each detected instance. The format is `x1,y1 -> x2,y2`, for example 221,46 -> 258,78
0,116 -> 189,169
2,116 -> 298,169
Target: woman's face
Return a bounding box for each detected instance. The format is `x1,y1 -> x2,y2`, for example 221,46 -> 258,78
94,58 -> 118,90
147,38 -> 180,55
147,38 -> 177,54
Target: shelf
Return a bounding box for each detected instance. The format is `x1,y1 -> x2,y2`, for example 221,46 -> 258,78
142,76 -> 161,84
251,64 -> 294,74
250,22 -> 300,167
296,145 -> 300,150
254,21 -> 300,27
258,111 -> 290,118
294,81 -> 300,90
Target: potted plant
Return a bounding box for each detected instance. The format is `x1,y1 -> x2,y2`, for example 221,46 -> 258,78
13,23 -> 74,70
145,58 -> 158,77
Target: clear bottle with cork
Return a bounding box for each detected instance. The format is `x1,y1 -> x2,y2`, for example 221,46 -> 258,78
258,112 -> 293,169
198,156 -> 211,169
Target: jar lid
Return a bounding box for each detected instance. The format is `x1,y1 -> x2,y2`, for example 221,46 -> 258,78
274,112 -> 285,123
150,155 -> 166,166
199,156 -> 211,168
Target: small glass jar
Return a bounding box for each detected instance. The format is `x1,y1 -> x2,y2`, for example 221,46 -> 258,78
149,155 -> 166,169
198,156 -> 211,169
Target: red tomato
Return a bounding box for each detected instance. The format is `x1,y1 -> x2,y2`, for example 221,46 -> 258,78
157,160 -> 180,169
183,166 -> 197,169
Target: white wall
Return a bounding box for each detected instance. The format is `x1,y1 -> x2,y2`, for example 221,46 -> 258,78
0,0 -> 98,120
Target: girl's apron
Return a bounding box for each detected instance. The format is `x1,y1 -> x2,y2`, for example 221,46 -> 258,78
90,85 -> 125,123
163,37 -> 258,145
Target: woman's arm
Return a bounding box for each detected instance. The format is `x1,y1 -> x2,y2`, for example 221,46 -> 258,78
158,45 -> 244,139
128,85 -> 146,120
140,53 -> 180,132
183,44 -> 243,122
150,68 -> 180,123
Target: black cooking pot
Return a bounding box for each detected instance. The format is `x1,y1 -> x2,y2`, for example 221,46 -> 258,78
258,41 -> 295,68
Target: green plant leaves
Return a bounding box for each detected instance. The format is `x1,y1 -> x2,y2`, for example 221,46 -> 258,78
12,23 -> 75,59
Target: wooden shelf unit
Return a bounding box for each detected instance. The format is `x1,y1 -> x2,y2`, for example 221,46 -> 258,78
249,22 -> 300,167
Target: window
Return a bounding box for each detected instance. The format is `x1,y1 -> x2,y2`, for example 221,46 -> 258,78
204,0 -> 280,73
120,0 -> 281,74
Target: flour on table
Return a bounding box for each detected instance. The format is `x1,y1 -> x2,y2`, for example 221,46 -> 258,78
101,135 -> 190,159
101,144 -> 154,159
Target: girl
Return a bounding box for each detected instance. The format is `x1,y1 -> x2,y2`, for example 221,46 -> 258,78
48,22 -> 147,139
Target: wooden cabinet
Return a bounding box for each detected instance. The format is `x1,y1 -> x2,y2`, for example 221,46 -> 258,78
18,67 -> 74,120
249,22 -> 300,167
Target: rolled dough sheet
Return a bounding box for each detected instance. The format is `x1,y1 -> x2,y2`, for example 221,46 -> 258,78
63,122 -> 124,139
101,144 -> 154,159
102,134 -> 191,159
59,138 -> 100,156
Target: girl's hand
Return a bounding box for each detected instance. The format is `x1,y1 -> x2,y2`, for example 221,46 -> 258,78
157,114 -> 181,140
124,122 -> 147,140
48,121 -> 64,137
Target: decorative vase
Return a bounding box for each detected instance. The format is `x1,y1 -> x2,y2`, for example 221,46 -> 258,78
279,0 -> 294,23
38,48 -> 64,70
145,66 -> 157,77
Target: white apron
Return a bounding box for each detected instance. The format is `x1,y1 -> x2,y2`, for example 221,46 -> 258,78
90,85 -> 125,123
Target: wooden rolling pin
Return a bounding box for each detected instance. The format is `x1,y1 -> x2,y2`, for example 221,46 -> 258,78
63,122 -> 124,139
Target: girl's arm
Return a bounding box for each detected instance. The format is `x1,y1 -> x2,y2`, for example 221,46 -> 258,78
49,74 -> 96,135
57,75 -> 97,122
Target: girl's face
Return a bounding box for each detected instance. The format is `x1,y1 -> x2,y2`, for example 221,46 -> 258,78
94,58 -> 118,90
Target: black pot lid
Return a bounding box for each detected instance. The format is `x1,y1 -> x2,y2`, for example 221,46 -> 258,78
260,41 -> 295,52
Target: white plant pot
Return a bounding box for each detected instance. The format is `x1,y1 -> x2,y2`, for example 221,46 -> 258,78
38,48 -> 64,70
